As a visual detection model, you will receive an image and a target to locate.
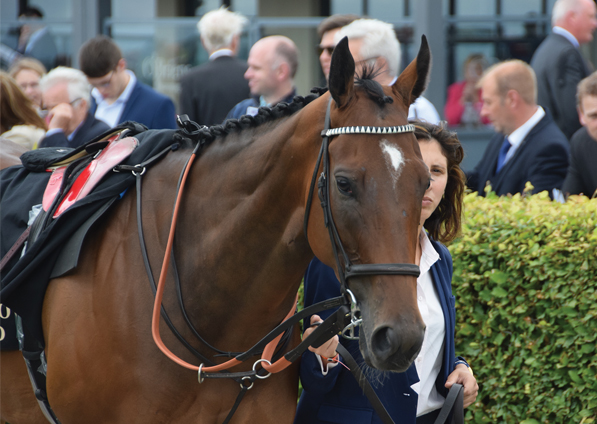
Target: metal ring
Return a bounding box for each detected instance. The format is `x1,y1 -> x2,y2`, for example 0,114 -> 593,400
240,376 -> 254,390
131,164 -> 146,176
252,359 -> 272,380
197,364 -> 205,384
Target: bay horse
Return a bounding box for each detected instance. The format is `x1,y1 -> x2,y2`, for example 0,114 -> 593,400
1,37 -> 431,424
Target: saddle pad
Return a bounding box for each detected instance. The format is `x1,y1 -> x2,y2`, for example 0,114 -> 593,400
53,136 -> 138,218
1,125 -> 182,347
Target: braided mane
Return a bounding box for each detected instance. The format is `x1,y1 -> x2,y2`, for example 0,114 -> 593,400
179,68 -> 391,147
179,88 -> 327,146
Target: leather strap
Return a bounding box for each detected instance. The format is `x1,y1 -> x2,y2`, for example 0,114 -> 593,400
433,383 -> 464,424
0,227 -> 31,272
336,343 -> 396,424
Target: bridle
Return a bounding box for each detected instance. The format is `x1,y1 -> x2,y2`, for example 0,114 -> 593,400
130,95 -> 421,424
303,97 -> 420,337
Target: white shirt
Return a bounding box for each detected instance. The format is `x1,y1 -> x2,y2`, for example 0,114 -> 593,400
412,229 -> 446,417
92,70 -> 137,128
552,26 -> 579,48
503,106 -> 545,165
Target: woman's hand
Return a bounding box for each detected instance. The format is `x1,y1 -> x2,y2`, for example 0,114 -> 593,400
445,364 -> 479,408
304,315 -> 339,358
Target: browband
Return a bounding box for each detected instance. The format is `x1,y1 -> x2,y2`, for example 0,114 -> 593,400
321,124 -> 415,137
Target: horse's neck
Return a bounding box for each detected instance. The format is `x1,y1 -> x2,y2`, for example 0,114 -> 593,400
157,114 -> 320,348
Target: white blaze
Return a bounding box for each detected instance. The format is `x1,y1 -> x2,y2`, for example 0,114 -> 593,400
380,139 -> 404,188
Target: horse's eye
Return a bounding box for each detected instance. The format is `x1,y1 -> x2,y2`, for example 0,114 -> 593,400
426,179 -> 431,190
336,177 -> 353,196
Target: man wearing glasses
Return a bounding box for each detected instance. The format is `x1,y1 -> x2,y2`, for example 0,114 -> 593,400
38,66 -> 109,148
316,14 -> 359,83
78,35 -> 177,130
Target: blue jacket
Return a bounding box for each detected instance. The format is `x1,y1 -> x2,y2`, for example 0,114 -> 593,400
224,89 -> 297,121
90,80 -> 177,130
295,238 -> 459,424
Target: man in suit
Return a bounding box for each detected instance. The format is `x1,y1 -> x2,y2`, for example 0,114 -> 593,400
562,72 -> 597,197
467,60 -> 570,197
226,35 -> 298,120
38,67 -> 110,149
531,0 -> 597,140
78,35 -> 177,130
179,8 -> 250,127
336,18 -> 440,124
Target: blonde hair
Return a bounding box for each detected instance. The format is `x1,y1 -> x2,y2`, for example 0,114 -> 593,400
198,7 -> 247,52
0,71 -> 47,134
8,57 -> 47,79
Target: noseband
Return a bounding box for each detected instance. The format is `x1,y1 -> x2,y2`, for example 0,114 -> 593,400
304,97 -> 420,305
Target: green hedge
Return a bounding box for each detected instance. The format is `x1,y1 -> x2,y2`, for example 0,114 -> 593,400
450,189 -> 597,423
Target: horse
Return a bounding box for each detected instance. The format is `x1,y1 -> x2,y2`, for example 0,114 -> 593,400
0,37 -> 431,424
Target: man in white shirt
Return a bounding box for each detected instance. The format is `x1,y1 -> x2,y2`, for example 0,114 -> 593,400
466,60 -> 570,197
531,0 -> 597,139
78,35 -> 177,130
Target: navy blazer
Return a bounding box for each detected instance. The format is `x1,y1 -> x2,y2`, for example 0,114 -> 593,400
38,112 -> 110,149
295,238 -> 458,424
90,80 -> 177,130
466,110 -> 569,197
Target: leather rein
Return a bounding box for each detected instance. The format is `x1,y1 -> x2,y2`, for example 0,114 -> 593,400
130,97 -> 421,423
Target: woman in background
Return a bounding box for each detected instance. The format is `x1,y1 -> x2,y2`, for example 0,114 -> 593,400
1,71 -> 47,150
9,57 -> 46,111
444,54 -> 489,127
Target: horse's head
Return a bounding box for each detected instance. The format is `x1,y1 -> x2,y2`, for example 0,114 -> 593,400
307,37 -> 432,372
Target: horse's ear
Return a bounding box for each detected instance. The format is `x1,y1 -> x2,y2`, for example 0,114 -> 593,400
328,37 -> 355,108
392,35 -> 431,109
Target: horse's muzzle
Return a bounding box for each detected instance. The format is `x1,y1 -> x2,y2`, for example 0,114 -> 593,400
366,322 -> 425,372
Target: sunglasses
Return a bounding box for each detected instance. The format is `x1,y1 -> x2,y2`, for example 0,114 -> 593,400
318,46 -> 335,56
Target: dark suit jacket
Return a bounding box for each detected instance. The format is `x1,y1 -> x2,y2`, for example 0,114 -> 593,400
466,110 -> 569,196
38,112 -> 110,149
90,80 -> 177,130
562,127 -> 597,197
295,239 -> 459,424
531,33 -> 591,140
179,56 -> 250,127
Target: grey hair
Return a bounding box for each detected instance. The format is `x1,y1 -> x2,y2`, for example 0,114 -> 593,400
39,66 -> 91,106
336,19 -> 401,78
198,7 -> 248,52
552,0 -> 584,26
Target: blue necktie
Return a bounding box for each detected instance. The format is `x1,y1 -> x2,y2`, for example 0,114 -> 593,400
496,136 -> 511,173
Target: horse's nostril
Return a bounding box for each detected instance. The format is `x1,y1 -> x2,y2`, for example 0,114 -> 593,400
371,326 -> 399,360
